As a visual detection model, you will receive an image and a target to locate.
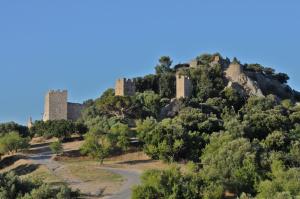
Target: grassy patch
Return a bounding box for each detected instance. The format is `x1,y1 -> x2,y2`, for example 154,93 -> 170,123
22,165 -> 64,186
60,160 -> 123,183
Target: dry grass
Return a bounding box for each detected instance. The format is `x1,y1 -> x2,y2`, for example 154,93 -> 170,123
104,151 -> 169,171
22,165 -> 64,186
61,160 -> 123,183
56,159 -> 123,196
0,154 -> 63,186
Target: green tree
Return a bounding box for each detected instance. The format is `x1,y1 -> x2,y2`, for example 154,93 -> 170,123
80,132 -> 110,164
110,123 -> 131,152
0,172 -> 78,199
155,56 -> 173,74
132,166 -> 203,199
136,117 -> 157,142
30,120 -> 87,140
257,160 -> 300,199
0,132 -> 29,158
136,91 -> 161,118
200,133 -> 259,195
159,73 -> 176,98
0,122 -> 30,137
262,131 -> 289,152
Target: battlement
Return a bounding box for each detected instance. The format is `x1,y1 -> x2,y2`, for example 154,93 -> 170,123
117,78 -> 134,84
176,74 -> 193,99
115,78 -> 136,96
48,89 -> 68,94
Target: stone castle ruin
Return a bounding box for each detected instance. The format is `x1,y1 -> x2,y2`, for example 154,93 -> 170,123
39,54 -> 299,124
43,90 -> 84,121
115,78 -> 136,96
176,74 -> 193,99
114,76 -> 192,99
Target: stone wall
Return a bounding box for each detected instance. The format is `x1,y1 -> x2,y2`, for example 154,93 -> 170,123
189,59 -> 198,68
176,74 -> 192,99
67,103 -> 85,121
115,78 -> 135,96
43,90 -> 68,121
43,90 -> 84,121
225,63 -> 264,97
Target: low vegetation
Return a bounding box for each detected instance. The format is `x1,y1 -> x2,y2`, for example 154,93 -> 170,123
0,132 -> 29,160
49,141 -> 63,155
29,120 -> 87,140
0,172 -> 79,199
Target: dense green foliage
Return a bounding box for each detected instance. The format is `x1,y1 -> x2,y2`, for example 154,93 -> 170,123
132,166 -> 203,199
0,132 -> 29,159
0,172 -> 79,199
49,141 -> 63,155
30,120 -> 87,140
0,122 -> 30,137
80,122 -> 132,163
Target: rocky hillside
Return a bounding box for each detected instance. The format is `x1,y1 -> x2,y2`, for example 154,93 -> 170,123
186,54 -> 299,101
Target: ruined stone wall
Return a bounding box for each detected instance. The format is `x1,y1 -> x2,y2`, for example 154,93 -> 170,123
43,90 -> 68,121
115,78 -> 135,96
67,103 -> 84,121
225,63 -> 264,97
189,59 -> 198,68
176,74 -> 192,99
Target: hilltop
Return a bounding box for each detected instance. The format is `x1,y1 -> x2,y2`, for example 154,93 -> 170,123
1,53 -> 300,199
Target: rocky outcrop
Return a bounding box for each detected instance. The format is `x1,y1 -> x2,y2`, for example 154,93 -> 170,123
159,99 -> 184,119
246,71 -> 295,100
225,62 -> 264,97
224,61 -> 298,100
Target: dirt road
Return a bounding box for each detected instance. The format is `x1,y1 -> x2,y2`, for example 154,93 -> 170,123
26,143 -> 141,199
101,167 -> 141,199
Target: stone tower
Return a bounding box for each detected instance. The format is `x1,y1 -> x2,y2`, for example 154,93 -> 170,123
27,117 -> 33,128
176,74 -> 193,99
43,90 -> 68,121
115,78 -> 136,96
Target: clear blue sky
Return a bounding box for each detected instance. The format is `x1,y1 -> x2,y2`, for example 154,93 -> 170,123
0,1 -> 299,125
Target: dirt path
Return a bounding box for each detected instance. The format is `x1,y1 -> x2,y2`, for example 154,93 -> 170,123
26,143 -> 141,199
100,167 -> 141,199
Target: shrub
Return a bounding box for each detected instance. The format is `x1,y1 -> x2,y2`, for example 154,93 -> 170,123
0,132 -> 29,159
49,141 -> 63,155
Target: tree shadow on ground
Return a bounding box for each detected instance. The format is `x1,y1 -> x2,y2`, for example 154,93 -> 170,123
26,145 -> 50,154
10,164 -> 39,176
30,142 -> 50,149
116,159 -> 153,165
61,149 -> 82,158
80,187 -> 106,198
0,155 -> 27,169
62,136 -> 83,143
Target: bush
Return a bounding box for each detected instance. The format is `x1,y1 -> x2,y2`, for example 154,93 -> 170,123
30,120 -> 87,140
80,132 -> 110,164
0,172 -> 79,199
0,132 -> 29,159
0,122 -> 30,137
132,167 -> 203,199
49,141 -> 63,155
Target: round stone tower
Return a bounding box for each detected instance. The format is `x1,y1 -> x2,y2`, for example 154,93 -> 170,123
225,62 -> 243,82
